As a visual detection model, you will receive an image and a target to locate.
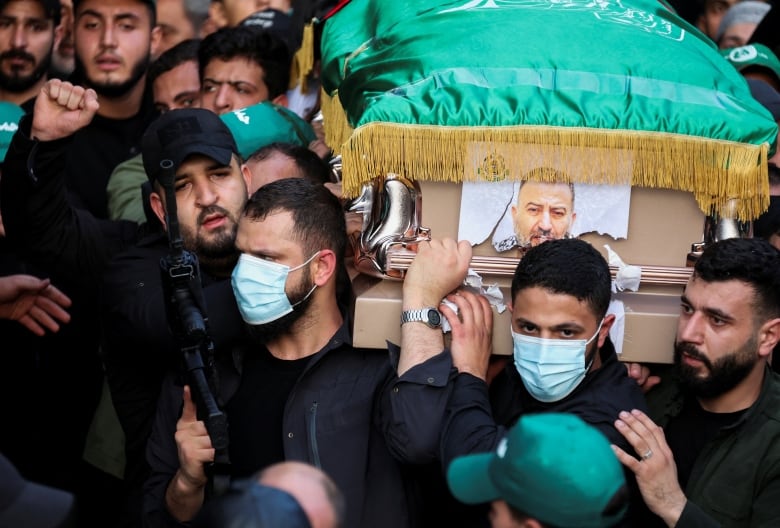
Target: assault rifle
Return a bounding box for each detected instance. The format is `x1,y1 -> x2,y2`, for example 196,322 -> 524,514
157,159 -> 231,496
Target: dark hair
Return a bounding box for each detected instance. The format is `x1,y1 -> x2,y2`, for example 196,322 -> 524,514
693,238 -> 780,320
248,142 -> 331,184
12,0 -> 62,25
769,163 -> 780,188
244,178 -> 346,263
244,178 -> 351,312
198,25 -> 291,99
74,0 -> 156,27
147,38 -> 201,87
511,238 -> 611,320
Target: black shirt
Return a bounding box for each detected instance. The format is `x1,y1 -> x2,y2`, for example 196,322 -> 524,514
224,348 -> 309,478
665,397 -> 745,489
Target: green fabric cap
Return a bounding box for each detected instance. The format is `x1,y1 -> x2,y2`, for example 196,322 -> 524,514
0,102 -> 24,164
722,44 -> 780,87
220,102 -> 317,160
447,413 -> 627,528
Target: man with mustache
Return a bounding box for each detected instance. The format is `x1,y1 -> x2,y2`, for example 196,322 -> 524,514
0,0 -> 62,106
510,169 -> 576,250
2,80 -> 248,526
59,0 -> 160,218
613,238 -> 780,527
144,177 -> 452,528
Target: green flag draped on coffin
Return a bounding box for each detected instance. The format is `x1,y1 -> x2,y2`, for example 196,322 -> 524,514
319,0 -> 778,219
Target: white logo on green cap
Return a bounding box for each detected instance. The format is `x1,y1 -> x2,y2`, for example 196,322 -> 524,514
234,109 -> 250,125
727,45 -> 760,63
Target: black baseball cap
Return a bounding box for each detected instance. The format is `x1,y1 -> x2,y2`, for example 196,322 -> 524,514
240,8 -> 296,52
142,108 -> 239,186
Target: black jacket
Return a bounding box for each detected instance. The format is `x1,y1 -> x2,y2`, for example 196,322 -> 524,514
61,79 -> 158,219
0,115 -> 244,497
647,367 -> 780,527
99,232 -> 245,492
441,339 -> 650,526
143,325 -> 455,528
441,338 -> 648,464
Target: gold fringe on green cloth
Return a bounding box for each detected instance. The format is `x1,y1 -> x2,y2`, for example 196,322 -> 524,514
338,122 -> 770,220
290,22 -> 315,91
320,89 -> 354,156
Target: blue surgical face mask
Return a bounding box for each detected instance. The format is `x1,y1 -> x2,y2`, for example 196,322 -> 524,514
511,320 -> 603,403
231,252 -> 319,325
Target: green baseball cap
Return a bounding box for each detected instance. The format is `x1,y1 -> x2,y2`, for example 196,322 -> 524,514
0,102 -> 24,165
447,413 -> 628,528
721,44 -> 780,87
220,102 -> 317,161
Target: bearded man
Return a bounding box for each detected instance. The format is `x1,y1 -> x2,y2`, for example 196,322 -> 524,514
60,0 -> 161,218
0,0 -> 62,106
613,237 -> 780,527
509,168 -> 576,250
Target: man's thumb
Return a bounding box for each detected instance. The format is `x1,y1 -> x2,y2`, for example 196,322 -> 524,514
181,385 -> 198,421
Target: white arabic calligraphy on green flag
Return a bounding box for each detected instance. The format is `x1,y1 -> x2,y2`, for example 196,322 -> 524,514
320,0 -> 778,218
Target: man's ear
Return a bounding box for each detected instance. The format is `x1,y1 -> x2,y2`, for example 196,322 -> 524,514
149,25 -> 163,61
311,249 -> 336,286
758,318 -> 780,359
241,163 -> 254,195
149,191 -> 168,230
208,1 -> 228,30
271,93 -> 288,108
597,313 -> 616,348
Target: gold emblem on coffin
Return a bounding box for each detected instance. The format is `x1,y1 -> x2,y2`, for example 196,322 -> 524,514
477,152 -> 509,182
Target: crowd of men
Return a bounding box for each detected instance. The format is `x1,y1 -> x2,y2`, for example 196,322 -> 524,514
0,0 -> 779,528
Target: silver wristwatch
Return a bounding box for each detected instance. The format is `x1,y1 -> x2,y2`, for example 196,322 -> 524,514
400,307 -> 442,328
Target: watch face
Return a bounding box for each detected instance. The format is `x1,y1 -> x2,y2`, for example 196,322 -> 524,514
427,308 -> 441,327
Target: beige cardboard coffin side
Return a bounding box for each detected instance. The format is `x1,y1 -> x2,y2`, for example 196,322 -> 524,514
352,182 -> 706,363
